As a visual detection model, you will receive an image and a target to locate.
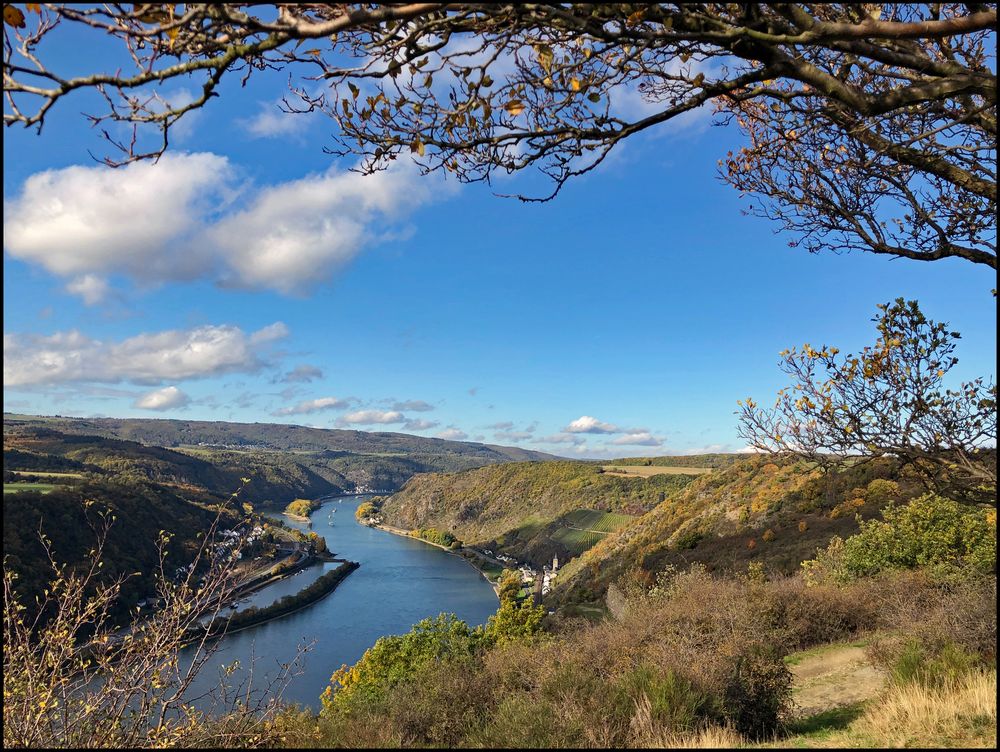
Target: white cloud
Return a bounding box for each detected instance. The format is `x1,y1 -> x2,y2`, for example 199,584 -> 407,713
272,396 -> 352,416
4,154 -> 454,299
3,322 -> 288,387
278,364 -> 324,383
337,410 -> 405,425
65,274 -> 112,306
494,430 -> 533,443
4,152 -> 231,283
403,418 -> 439,431
535,433 -> 587,445
392,399 -> 435,412
133,385 -> 190,411
437,428 -> 468,441
208,162 -> 449,294
564,415 -> 621,434
610,432 -> 664,447
242,101 -> 312,139
487,421 -> 514,430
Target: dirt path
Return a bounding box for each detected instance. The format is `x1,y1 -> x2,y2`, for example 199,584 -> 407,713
788,644 -> 887,717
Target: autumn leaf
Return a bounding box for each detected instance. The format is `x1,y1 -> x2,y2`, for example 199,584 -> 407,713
504,99 -> 525,116
4,5 -> 26,27
410,138 -> 425,156
587,92 -> 601,103
626,10 -> 645,27
26,3 -> 40,12
535,44 -> 553,72
348,82 -> 360,100
569,77 -> 582,92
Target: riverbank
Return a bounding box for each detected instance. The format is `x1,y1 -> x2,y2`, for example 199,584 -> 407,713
200,560 -> 359,637
373,523 -> 500,597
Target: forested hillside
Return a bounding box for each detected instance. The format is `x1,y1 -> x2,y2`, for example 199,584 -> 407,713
2,478 -> 232,623
381,460 -> 700,567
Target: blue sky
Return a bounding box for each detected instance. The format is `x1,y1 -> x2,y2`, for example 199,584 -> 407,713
3,26 -> 996,458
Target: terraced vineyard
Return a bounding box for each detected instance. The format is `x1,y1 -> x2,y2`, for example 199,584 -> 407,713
562,509 -> 635,532
552,510 -> 637,555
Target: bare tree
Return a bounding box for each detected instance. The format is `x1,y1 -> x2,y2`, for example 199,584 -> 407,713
2,486 -> 304,748
3,4 -> 995,267
737,298 -> 997,506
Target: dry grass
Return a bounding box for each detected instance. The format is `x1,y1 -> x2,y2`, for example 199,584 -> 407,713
601,465 -> 711,477
856,670 -> 996,748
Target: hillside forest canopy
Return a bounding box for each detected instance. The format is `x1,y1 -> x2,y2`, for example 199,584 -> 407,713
3,3 -> 996,268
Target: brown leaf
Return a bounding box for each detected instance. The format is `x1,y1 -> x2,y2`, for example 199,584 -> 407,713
4,5 -> 26,27
504,99 -> 525,116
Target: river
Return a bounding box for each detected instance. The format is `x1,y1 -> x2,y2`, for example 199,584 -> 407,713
181,495 -> 498,711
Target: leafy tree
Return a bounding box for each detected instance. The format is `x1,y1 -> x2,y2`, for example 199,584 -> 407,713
4,4 -> 995,267
483,598 -> 546,646
738,299 -> 996,505
496,568 -> 523,605
284,499 -> 315,517
320,613 -> 483,713
354,501 -> 376,522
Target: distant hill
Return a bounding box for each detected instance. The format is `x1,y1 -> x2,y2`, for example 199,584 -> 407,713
3,414 -> 555,460
3,414 -> 558,503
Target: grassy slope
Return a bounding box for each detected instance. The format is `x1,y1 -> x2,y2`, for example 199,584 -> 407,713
551,455 -> 924,604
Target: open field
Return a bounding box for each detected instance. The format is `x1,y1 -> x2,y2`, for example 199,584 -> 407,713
4,483 -> 59,494
7,470 -> 84,479
600,464 -> 711,477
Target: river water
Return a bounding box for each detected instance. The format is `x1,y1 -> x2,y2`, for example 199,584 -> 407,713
181,495 -> 498,711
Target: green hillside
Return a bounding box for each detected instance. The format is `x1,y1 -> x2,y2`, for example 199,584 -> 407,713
381,460 -> 699,567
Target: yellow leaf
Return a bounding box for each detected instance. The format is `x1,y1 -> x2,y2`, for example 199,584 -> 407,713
410,138 -> 425,157
569,77 -> 581,92
504,99 -> 525,116
26,3 -> 41,12
4,5 -> 26,27
535,44 -> 553,72
348,82 -> 360,100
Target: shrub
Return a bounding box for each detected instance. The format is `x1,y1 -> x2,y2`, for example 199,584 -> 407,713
674,529 -> 703,550
720,645 -> 793,739
841,494 -> 996,578
886,639 -> 980,688
866,478 -> 901,505
803,494 -> 996,583
614,665 -> 719,735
